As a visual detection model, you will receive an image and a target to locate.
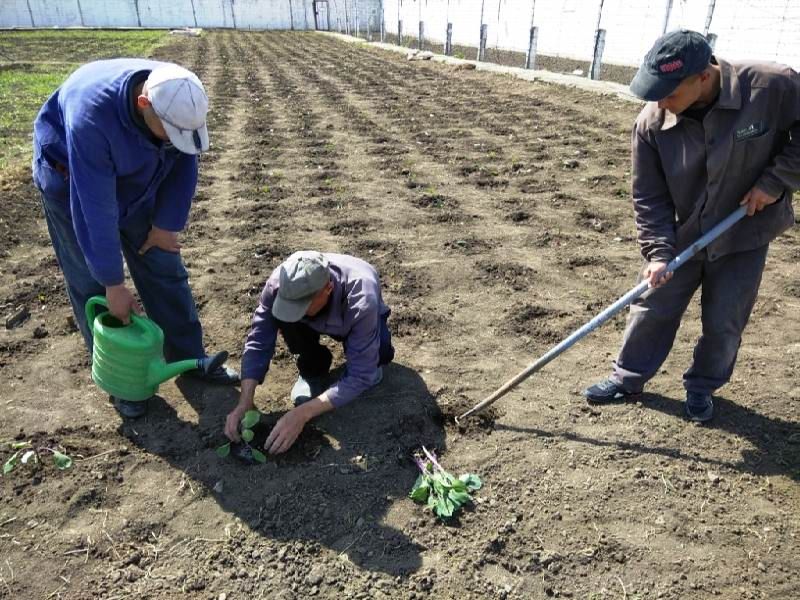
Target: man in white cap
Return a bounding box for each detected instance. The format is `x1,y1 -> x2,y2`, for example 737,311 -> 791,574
32,58 -> 238,418
224,251 -> 395,456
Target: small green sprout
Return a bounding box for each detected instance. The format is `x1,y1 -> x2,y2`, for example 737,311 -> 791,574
2,441 -> 73,476
216,410 -> 266,463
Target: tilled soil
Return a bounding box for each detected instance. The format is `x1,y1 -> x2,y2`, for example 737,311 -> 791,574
0,32 -> 798,600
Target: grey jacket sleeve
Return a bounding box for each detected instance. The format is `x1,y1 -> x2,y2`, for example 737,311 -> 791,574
631,121 -> 678,262
755,66 -> 800,197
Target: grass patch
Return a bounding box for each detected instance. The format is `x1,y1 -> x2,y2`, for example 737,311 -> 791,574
0,30 -> 171,171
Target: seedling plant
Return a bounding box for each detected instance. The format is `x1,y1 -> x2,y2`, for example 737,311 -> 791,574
216,410 -> 266,463
2,440 -> 73,475
409,446 -> 482,520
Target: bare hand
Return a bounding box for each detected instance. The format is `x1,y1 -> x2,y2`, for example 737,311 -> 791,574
138,226 -> 181,255
105,284 -> 142,324
740,186 -> 779,217
264,407 -> 309,455
644,261 -> 673,288
224,405 -> 249,442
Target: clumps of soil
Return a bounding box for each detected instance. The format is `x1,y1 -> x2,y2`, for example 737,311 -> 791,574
435,393 -> 499,436
564,255 -> 605,269
444,236 -> 495,255
784,280 -> 800,298
413,192 -> 458,210
575,207 -> 615,233
390,306 -> 446,338
476,260 -> 536,291
501,302 -> 572,344
506,210 -> 531,223
518,178 -> 559,195
329,219 -> 372,236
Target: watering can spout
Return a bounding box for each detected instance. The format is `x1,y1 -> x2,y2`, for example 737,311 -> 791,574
147,351 -> 229,387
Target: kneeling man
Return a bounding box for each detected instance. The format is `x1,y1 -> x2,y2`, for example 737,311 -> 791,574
225,251 -> 395,454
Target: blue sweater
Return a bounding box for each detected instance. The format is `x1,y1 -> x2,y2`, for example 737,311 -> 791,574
32,58 -> 198,286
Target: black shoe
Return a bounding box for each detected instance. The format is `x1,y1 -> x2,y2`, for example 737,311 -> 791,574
583,378 -> 633,404
112,396 -> 149,418
684,391 -> 714,423
185,364 -> 240,385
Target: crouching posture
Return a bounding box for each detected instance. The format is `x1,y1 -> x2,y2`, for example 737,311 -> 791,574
225,251 -> 395,454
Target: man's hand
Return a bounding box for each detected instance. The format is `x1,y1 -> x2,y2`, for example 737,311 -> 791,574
139,226 -> 181,255
105,284 -> 142,324
740,186 -> 779,217
225,379 -> 258,442
264,406 -> 310,455
264,394 -> 334,455
644,261 -> 673,288
224,405 -> 250,442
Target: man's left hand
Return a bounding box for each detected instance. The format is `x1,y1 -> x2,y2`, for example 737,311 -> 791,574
264,406 -> 310,455
139,226 -> 181,254
740,186 -> 779,217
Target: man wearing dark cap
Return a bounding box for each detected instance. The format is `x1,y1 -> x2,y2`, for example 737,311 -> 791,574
224,251 -> 395,454
583,30 -> 799,422
33,59 -> 239,418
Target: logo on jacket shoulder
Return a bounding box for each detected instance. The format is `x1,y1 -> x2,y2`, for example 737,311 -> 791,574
735,121 -> 767,142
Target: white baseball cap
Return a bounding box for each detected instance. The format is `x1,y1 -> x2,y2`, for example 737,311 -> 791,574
146,64 -> 209,155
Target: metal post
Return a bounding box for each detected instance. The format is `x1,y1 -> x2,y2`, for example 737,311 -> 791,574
589,28 -> 606,80
418,20 -> 424,50
661,0 -> 673,34
525,26 -> 538,69
706,32 -> 718,51
289,0 -> 294,30
76,0 -> 85,27
445,22 -> 453,55
133,0 -> 142,27
367,16 -> 372,41
478,23 -> 488,61
398,19 -> 403,45
703,0 -> 716,35
25,0 -> 35,27
380,10 -> 385,42
457,205 -> 749,421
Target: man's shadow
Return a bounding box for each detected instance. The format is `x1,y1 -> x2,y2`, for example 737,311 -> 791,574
498,392 -> 800,481
118,362 -> 445,576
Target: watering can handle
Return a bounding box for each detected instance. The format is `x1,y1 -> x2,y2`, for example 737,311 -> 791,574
84,295 -> 147,328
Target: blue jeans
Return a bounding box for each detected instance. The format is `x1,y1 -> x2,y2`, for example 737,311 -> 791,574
39,190 -> 205,362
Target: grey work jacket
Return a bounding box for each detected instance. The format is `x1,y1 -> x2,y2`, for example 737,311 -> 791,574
631,59 -> 799,262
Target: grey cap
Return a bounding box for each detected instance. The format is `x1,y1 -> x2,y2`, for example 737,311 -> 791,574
272,251 -> 330,323
630,29 -> 712,101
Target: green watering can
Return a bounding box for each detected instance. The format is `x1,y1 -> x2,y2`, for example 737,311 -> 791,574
85,296 -> 228,402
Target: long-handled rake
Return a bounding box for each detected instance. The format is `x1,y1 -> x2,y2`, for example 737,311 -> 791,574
457,205 -> 748,421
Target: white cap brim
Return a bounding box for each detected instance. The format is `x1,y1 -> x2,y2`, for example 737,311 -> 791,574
162,121 -> 209,155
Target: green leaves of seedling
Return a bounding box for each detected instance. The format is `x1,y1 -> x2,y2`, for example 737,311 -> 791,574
216,443 -> 231,458
409,446 -> 482,521
217,410 -> 263,463
2,442 -> 73,476
241,410 -> 260,429
52,450 -> 72,470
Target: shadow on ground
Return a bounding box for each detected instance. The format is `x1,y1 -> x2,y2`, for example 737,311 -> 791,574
495,392 -> 800,481
119,362 -> 444,576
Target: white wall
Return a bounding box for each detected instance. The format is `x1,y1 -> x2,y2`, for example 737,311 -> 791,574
383,0 -> 800,70
0,0 -> 380,31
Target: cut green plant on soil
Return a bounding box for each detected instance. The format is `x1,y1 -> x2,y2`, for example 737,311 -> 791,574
409,446 -> 482,520
2,440 -> 73,475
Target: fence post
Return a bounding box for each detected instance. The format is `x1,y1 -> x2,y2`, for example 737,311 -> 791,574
367,17 -> 372,41
132,0 -> 142,27
76,0 -> 86,27
703,0 -> 716,35
398,19 -> 403,45
380,7 -> 385,42
525,26 -> 538,69
418,21 -> 424,50
288,0 -> 294,30
661,0 -> 673,34
589,28 -> 606,80
445,22 -> 453,55
478,23 -> 488,61
706,32 -> 718,50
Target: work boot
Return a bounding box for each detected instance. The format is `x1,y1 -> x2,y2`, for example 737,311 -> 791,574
291,374 -> 328,406
112,396 -> 149,418
684,391 -> 714,423
583,378 -> 634,404
185,364 -> 240,385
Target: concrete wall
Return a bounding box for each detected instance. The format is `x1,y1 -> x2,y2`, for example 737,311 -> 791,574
384,0 -> 800,70
0,0 -> 380,31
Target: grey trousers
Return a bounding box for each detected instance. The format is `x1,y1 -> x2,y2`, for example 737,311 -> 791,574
611,245 -> 769,395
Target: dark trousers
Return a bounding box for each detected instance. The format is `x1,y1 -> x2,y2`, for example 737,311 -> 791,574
612,245 -> 768,395
277,312 -> 395,377
39,190 -> 205,362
